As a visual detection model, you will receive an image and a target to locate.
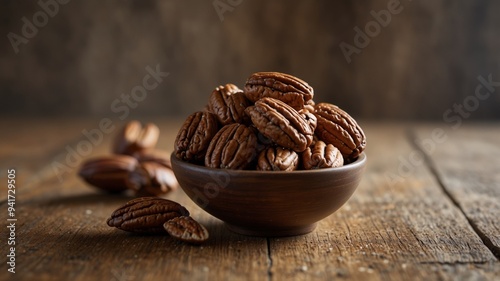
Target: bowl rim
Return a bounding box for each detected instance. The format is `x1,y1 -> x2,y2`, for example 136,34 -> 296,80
170,152 -> 366,176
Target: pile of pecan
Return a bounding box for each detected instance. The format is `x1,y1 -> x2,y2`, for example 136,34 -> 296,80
78,121 -> 179,196
175,72 -> 366,171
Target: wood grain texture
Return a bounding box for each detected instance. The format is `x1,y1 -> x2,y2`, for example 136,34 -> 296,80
0,120 -> 499,280
268,123 -> 498,280
413,124 -> 500,258
0,119 -> 94,201
1,119 -> 269,281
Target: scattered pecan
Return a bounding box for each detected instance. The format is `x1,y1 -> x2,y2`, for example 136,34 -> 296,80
205,123 -> 258,169
164,216 -> 209,244
207,84 -> 250,125
107,197 -> 189,234
113,121 -> 160,155
78,155 -> 138,193
174,111 -> 219,163
245,98 -> 315,152
256,147 -> 299,171
244,72 -> 314,110
135,149 -> 172,168
127,161 -> 178,196
302,140 -> 344,170
314,103 -> 366,161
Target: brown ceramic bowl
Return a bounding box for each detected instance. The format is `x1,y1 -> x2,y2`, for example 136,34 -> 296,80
171,152 -> 366,237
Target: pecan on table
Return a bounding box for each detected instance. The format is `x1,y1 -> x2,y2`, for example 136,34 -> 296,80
244,72 -> 314,110
205,123 -> 258,169
107,197 -> 189,234
127,161 -> 178,196
256,147 -> 299,171
78,155 -> 138,193
113,121 -> 160,155
314,103 -> 366,161
174,111 -> 219,163
164,216 -> 209,244
207,84 -> 250,125
134,149 -> 172,168
302,140 -> 344,170
245,97 -> 315,152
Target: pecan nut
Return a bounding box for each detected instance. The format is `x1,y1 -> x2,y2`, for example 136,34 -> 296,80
256,147 -> 299,171
107,197 -> 189,234
302,140 -> 344,170
299,108 -> 318,133
174,111 -> 219,163
78,155 -> 138,193
314,103 -> 366,161
113,121 -> 160,155
135,149 -> 172,168
205,123 -> 258,169
245,97 -> 315,152
164,216 -> 209,244
304,99 -> 315,113
127,161 -> 178,196
207,84 -> 250,125
244,72 -> 314,110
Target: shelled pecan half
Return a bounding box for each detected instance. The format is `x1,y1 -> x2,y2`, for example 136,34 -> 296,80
299,108 -> 318,133
78,155 -> 138,193
244,72 -> 314,110
134,149 -> 172,168
113,121 -> 160,155
314,103 -> 366,161
205,123 -> 258,169
164,216 -> 209,244
256,147 -> 299,171
107,197 -> 189,234
127,161 -> 178,196
302,140 -> 344,170
174,111 -> 219,163
207,84 -> 250,125
245,98 -> 315,152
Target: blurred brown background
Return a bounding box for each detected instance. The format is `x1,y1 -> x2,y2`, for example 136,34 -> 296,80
1,0 -> 499,120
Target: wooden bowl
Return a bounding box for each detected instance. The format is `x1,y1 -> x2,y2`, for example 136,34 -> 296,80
171,152 -> 366,237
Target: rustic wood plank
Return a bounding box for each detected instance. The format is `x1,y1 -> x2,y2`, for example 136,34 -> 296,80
14,182 -> 269,281
2,120 -> 500,280
0,118 -> 269,281
413,123 -> 500,258
268,122 -> 498,280
0,118 -> 96,201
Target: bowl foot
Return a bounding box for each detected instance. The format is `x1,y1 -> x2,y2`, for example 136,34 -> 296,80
225,223 -> 317,237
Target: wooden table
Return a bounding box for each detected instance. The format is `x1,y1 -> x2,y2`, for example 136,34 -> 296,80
1,119 -> 499,280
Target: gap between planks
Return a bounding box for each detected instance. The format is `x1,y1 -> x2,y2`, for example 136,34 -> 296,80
407,129 -> 500,261
267,237 -> 273,281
